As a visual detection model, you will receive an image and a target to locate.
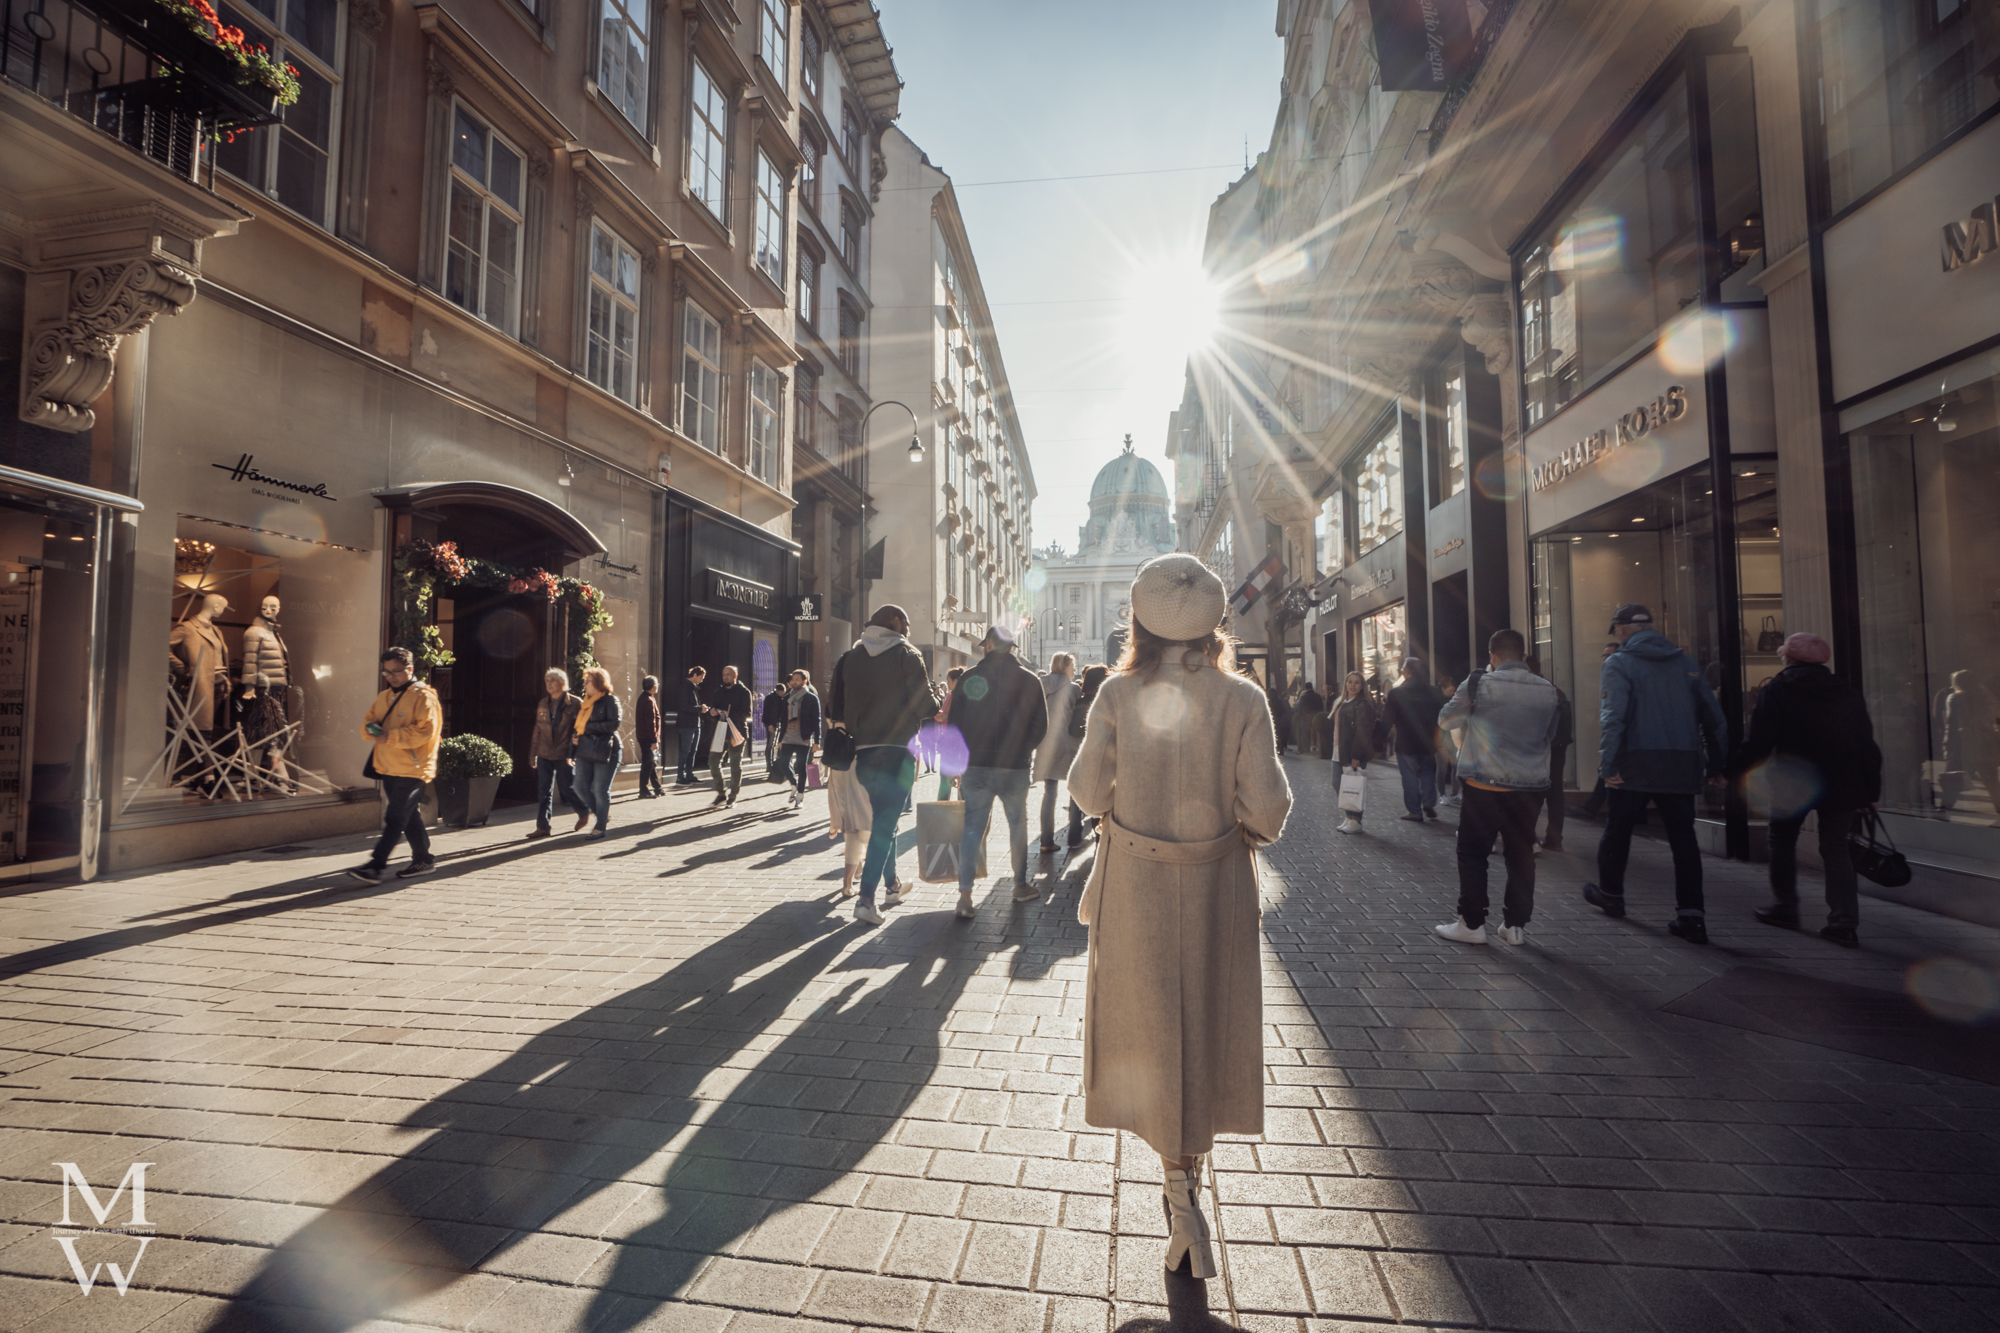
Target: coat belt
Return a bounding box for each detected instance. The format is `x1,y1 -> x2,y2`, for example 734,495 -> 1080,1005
1102,815 -> 1245,865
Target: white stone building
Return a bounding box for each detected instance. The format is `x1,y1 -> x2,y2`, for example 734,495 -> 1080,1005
1029,439 -> 1176,671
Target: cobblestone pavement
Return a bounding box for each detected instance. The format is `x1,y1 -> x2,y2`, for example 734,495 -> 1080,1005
2,758 -> 2000,1332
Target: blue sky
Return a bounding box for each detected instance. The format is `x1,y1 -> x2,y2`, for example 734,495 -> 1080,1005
883,2 -> 1283,553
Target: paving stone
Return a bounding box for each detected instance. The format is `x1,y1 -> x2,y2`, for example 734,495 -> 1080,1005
802,1269 -> 931,1329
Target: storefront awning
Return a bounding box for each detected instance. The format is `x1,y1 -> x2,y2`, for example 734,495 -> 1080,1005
374,482 -> 606,561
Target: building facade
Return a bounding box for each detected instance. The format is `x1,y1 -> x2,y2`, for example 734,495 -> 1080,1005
1029,437 -> 1175,671
869,124 -> 1034,675
1203,0 -> 1997,920
1,0 -> 903,874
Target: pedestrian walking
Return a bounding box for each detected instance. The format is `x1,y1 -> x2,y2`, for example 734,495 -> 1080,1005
675,667 -> 707,785
947,624 -> 1049,915
349,647 -> 441,883
1580,604 -> 1728,943
703,664 -> 753,808
826,760 -> 901,899
525,668 -> 589,839
761,682 -> 787,776
1034,652 -> 1079,852
1065,664 -> 1109,847
1725,632 -> 1882,947
931,665 -> 967,800
1294,682 -> 1326,760
1434,630 -> 1560,947
1329,670 -> 1377,834
1526,656 -> 1574,850
1383,658 -> 1446,822
1269,682 -> 1296,754
635,675 -> 664,798
826,604 -> 941,925
1068,553 -> 1292,1284
773,669 -> 822,809
1568,642 -> 1622,821
571,667 -> 622,839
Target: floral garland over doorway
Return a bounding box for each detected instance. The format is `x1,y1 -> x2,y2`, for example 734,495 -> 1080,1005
392,540 -> 612,682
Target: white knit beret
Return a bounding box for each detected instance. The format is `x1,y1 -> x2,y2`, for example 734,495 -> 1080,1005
1129,554 -> 1226,641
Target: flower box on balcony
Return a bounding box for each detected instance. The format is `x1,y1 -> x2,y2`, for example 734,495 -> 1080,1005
89,0 -> 292,123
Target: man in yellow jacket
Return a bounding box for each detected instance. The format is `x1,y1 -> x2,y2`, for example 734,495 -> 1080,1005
349,647 -> 442,884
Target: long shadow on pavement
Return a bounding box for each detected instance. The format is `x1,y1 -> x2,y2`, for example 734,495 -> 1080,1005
201,878 -> 1087,1331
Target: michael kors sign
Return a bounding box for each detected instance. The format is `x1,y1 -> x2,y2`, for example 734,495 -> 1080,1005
1530,385 -> 1688,492
1942,199 -> 1997,271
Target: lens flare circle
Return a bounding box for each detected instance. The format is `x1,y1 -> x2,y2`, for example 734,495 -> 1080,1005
1905,957 -> 2000,1025
1660,311 -> 1738,375
1557,212 -> 1624,269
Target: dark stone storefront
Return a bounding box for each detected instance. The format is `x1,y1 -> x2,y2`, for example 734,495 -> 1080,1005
662,495 -> 800,740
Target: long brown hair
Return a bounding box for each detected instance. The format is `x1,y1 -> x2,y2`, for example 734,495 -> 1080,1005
1114,619 -> 1238,679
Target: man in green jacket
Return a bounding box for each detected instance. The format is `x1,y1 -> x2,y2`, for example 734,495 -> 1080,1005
827,605 -> 941,924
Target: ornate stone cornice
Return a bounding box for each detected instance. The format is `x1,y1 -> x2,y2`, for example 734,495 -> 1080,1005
351,0 -> 386,36
22,259 -> 196,432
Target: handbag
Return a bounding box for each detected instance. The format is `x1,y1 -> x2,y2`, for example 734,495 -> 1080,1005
916,798 -> 987,883
1849,808 -> 1911,887
1338,768 -> 1367,814
822,727 -> 856,771
1756,616 -> 1784,654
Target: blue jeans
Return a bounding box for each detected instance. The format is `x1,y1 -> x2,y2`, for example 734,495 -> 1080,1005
855,747 -> 916,903
535,757 -> 587,830
676,728 -> 701,783
1398,751 -> 1438,815
572,757 -> 616,831
960,765 -> 1030,892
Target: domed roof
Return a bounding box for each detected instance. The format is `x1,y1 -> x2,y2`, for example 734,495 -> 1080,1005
1090,437 -> 1169,501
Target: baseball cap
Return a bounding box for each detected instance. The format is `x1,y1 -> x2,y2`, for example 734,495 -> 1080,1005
1609,603 -> 1654,633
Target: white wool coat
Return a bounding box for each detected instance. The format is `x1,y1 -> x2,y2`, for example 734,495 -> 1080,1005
1032,672 -> 1079,782
1067,659 -> 1292,1157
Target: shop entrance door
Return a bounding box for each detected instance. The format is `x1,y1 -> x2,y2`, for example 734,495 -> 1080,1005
1432,572 -> 1471,688
437,589 -> 561,802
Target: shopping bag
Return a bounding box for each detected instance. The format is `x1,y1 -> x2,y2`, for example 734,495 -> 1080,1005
709,721 -> 727,754
806,761 -> 823,791
916,799 -> 987,883
1338,769 -> 1367,814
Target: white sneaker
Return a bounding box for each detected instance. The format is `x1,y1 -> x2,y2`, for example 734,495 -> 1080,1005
853,901 -> 884,925
1495,924 -> 1527,946
1434,917 -> 1488,945
882,883 -> 909,907
955,892 -> 976,919
1337,818 -> 1361,834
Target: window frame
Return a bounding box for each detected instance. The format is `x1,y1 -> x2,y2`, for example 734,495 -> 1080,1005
795,235 -> 822,334
795,362 -> 819,451
840,100 -> 863,172
681,298 -> 725,452
442,101 -> 527,338
584,218 -> 643,405
799,18 -> 822,103
597,0 -> 652,134
799,127 -> 822,216
838,194 -> 861,271
752,147 -> 787,290
686,55 -> 730,223
756,0 -> 788,87
748,358 -> 782,486
836,297 -> 862,380
212,0 -> 345,231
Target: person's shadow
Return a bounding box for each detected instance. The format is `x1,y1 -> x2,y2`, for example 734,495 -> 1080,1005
205,887 -> 1085,1331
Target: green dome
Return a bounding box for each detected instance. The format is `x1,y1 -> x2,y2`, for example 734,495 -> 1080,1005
1089,444 -> 1168,501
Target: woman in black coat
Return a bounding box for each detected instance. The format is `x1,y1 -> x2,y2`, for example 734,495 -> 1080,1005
571,667 -> 624,838
1329,670 -> 1377,834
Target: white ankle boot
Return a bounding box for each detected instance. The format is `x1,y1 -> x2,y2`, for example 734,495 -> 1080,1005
1161,1160 -> 1216,1280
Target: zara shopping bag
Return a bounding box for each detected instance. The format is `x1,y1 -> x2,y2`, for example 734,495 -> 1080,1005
1338,769 -> 1367,814
916,800 -> 987,883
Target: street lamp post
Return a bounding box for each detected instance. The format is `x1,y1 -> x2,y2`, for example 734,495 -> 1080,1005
861,400 -> 924,462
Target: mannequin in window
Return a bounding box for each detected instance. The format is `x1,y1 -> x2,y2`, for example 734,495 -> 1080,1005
169,593 -> 230,732
242,594 -> 289,690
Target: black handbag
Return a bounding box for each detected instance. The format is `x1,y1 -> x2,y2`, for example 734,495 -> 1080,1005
821,726 -> 856,771
1756,616 -> 1784,654
1849,808 -> 1911,888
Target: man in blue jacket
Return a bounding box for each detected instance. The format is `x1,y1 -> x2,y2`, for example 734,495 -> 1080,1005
1582,604 -> 1728,943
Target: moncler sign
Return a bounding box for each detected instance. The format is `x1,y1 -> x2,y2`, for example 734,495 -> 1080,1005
1530,385 -> 1688,492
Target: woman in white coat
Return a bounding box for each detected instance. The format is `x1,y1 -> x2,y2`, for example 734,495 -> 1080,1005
1067,554 -> 1292,1283
1034,652 -> 1079,851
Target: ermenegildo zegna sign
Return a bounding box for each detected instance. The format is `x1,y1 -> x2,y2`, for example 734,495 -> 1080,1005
705,569 -> 773,613
1367,0 -> 1471,92
1523,337 -> 1710,535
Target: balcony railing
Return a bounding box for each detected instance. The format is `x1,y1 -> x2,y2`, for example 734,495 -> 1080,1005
2,0 -> 281,183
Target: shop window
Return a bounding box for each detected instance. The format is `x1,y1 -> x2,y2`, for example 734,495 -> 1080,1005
214,0 -> 343,229
1347,425 -> 1402,557
586,220 -> 640,404
444,104 -> 524,338
121,520 -> 371,816
687,57 -> 728,220
748,359 -> 781,486
1432,370 -> 1468,501
1352,604 -> 1406,690
753,149 -> 787,288
1849,372 -> 1999,843
599,0 -> 650,130
1518,78 -> 1698,429
1814,0 -> 2000,212
682,300 -> 723,451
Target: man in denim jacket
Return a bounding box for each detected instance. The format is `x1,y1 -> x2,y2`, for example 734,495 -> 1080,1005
1434,628 -> 1559,946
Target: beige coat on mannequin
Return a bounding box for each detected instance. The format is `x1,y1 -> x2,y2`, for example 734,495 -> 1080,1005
1067,658 -> 1292,1158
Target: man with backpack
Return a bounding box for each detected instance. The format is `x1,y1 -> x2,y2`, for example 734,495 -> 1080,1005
1581,604 -> 1728,944
1433,630 -> 1560,946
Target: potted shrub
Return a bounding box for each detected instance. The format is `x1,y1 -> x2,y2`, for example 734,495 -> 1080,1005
434,734 -> 512,828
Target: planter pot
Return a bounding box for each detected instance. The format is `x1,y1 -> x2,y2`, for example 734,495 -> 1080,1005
434,775 -> 502,828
